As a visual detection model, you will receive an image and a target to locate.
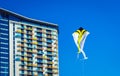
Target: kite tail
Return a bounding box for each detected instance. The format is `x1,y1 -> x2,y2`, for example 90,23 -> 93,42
77,49 -> 88,60
81,49 -> 88,60
77,53 -> 80,59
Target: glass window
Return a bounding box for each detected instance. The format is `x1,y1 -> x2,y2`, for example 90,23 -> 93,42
0,20 -> 8,24
38,73 -> 43,76
0,34 -> 8,38
0,63 -> 8,67
0,43 -> 9,47
0,47 -> 8,50
0,58 -> 8,62
9,15 -> 20,21
0,73 -> 8,76
0,53 -> 8,57
0,30 -> 8,34
0,14 -> 2,19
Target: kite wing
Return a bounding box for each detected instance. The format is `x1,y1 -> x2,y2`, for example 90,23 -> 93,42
72,27 -> 90,59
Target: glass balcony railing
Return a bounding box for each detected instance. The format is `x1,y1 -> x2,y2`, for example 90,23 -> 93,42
47,70 -> 53,73
52,70 -> 58,74
32,42 -> 38,45
36,34 -> 42,37
16,30 -> 22,33
32,37 -> 37,40
26,28 -> 33,31
15,34 -> 21,38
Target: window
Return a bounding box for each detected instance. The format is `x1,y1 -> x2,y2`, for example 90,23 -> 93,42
0,30 -> 8,34
0,14 -> 2,19
0,33 -> 8,35
0,58 -> 8,62
0,63 -> 9,67
20,70 -> 24,74
0,39 -> 8,42
0,49 -> 8,53
0,53 -> 8,57
1,42 -> 8,45
0,20 -> 8,24
38,73 -> 43,76
0,47 -> 8,50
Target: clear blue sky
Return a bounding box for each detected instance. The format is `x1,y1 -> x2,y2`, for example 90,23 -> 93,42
0,0 -> 120,76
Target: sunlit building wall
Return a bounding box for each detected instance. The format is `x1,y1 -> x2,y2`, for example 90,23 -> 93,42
0,8 -> 59,76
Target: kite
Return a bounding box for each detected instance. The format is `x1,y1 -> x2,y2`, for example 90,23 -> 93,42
72,27 -> 90,59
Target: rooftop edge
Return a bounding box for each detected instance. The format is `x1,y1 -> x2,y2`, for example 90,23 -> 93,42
0,8 -> 58,27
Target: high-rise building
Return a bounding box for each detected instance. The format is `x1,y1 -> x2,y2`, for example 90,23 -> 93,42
0,8 -> 59,76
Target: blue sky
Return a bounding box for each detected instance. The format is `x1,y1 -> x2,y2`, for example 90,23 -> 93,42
0,0 -> 120,76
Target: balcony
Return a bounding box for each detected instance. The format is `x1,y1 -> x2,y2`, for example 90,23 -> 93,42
42,35 -> 46,38
47,70 -> 53,73
27,64 -> 32,67
37,65 -> 43,68
17,27 -> 24,30
46,53 -> 54,56
47,36 -> 52,39
36,56 -> 49,60
17,48 -> 22,52
42,30 -> 46,34
26,28 -> 33,31
16,30 -> 22,33
46,49 -> 54,52
46,32 -> 51,35
37,47 -> 43,50
47,66 -> 58,69
21,58 -> 27,61
27,73 -> 32,76
36,30 -> 42,33
47,44 -> 52,47
23,39 -> 27,43
36,34 -> 42,37
32,42 -> 38,45
33,64 -> 38,67
26,50 -> 33,53
52,70 -> 58,74
32,50 -> 37,54
37,69 -> 44,72
27,32 -> 33,35
15,34 -> 21,38
31,37 -> 37,40
19,68 -> 27,71
17,44 -> 24,47
18,54 -> 32,57
47,62 -> 54,64
16,30 -> 26,34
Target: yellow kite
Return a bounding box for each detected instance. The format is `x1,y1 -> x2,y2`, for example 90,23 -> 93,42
72,27 -> 90,59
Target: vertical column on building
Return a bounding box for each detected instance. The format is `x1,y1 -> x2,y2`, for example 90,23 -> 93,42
32,27 -> 38,76
0,16 -> 9,76
52,30 -> 59,76
14,24 -> 22,76
42,29 -> 47,76
9,22 -> 14,76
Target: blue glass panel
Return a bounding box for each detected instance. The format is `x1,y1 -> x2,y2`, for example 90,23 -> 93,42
0,34 -> 8,38
0,14 -> 2,19
0,58 -> 8,62
0,73 -> 8,76
0,20 -> 8,24
0,54 -> 9,57
0,63 -> 8,67
0,16 -> 9,76
9,15 -> 20,21
0,49 -> 8,52
0,30 -> 8,33
0,44 -> 9,47
0,39 -> 8,42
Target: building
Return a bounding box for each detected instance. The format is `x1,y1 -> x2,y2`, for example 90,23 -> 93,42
0,8 -> 59,76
